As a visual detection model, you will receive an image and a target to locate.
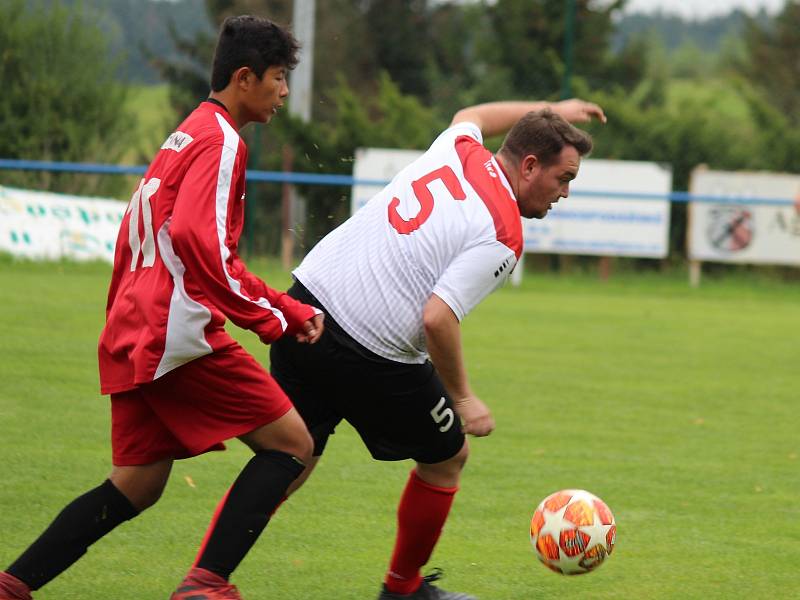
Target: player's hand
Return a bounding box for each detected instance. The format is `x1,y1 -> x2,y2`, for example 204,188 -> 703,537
454,395 -> 495,437
296,313 -> 325,344
552,99 -> 607,124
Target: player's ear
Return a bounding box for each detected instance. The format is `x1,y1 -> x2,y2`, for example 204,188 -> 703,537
232,66 -> 253,90
522,154 -> 538,178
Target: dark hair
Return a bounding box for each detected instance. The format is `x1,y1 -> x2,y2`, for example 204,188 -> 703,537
210,15 -> 300,92
499,109 -> 593,166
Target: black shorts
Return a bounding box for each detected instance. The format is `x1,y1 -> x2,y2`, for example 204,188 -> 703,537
270,281 -> 466,464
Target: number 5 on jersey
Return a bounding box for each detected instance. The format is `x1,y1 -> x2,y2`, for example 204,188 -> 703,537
127,177 -> 161,271
388,166 -> 465,234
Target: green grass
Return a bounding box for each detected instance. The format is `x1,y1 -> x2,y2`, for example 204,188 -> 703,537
1,257 -> 798,599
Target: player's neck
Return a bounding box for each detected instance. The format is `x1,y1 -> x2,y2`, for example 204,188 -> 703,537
208,91 -> 245,130
495,153 -> 520,197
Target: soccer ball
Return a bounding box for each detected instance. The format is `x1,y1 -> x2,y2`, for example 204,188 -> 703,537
529,489 -> 616,575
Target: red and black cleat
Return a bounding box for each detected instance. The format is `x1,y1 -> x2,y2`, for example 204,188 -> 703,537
169,568 -> 243,600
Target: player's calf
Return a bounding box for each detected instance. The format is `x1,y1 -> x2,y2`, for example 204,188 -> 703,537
3,479 -> 138,592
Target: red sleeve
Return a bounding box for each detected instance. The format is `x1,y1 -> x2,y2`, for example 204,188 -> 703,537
168,141 -> 316,344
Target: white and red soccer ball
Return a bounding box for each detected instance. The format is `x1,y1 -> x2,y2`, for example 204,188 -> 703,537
530,489 -> 616,575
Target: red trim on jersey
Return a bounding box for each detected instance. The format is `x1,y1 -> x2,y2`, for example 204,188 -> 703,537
454,135 -> 523,258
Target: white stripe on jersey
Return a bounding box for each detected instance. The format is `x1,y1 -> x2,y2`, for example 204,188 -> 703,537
154,218 -> 213,378
213,113 -> 288,331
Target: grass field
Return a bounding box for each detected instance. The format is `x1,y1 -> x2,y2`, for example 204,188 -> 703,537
0,256 -> 798,599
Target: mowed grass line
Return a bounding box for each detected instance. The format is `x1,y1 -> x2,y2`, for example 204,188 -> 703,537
0,257 -> 798,599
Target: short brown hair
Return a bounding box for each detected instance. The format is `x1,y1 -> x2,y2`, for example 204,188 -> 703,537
499,109 -> 593,166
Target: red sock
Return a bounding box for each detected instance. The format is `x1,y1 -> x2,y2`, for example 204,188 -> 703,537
384,470 -> 458,595
191,488 -> 287,567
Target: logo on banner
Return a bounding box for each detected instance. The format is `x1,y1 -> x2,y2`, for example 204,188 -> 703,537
706,206 -> 753,253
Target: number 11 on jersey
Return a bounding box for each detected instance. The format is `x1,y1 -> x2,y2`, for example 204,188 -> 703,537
127,177 -> 161,271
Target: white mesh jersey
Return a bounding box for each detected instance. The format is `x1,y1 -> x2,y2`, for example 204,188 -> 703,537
294,122 -> 523,364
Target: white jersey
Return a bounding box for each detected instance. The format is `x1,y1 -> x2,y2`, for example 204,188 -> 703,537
294,122 -> 523,364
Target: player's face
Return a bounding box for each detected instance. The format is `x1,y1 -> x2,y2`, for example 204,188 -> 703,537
244,65 -> 289,124
517,145 -> 580,219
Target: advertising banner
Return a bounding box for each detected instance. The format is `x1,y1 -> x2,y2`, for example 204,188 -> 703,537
522,159 -> 672,258
0,186 -> 125,263
688,170 -> 800,266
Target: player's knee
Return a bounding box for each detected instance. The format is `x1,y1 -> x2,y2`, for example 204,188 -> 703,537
254,428 -> 313,465
449,439 -> 470,471
438,439 -> 469,477
271,419 -> 313,463
114,479 -> 166,512
284,429 -> 314,465
109,464 -> 170,512
418,439 -> 470,484
135,485 -> 166,511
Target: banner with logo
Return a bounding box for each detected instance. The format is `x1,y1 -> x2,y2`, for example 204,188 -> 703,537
352,150 -> 672,258
0,186 -> 126,263
688,170 -> 800,266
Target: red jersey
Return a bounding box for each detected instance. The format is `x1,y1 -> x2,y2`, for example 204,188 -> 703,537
98,101 -> 316,394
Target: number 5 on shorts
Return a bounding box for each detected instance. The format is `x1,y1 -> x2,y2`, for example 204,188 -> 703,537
430,397 -> 455,432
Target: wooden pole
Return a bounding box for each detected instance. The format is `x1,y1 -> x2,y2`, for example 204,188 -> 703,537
598,256 -> 612,282
281,145 -> 294,270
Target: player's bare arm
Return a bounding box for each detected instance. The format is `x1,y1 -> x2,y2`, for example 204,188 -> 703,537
422,294 -> 495,437
451,99 -> 606,138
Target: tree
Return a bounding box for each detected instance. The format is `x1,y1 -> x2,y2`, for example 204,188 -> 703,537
738,1 -> 800,126
0,0 -> 132,194
482,0 -> 636,99
363,0 -> 431,99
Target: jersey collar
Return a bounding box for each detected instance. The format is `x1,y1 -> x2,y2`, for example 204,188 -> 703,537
202,98 -> 237,130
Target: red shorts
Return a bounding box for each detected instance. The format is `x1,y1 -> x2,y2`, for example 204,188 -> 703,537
110,344 -> 292,466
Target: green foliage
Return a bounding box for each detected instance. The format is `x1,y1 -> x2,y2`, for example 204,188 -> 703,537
0,0 -> 133,196
363,0 -> 431,98
483,0 -> 638,98
124,84 -> 176,163
737,1 -> 800,126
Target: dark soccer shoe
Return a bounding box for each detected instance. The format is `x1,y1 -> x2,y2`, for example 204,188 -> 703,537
169,567 -> 243,600
378,569 -> 477,600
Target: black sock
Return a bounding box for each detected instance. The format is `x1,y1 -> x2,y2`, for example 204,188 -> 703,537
196,449 -> 304,580
7,479 -> 139,590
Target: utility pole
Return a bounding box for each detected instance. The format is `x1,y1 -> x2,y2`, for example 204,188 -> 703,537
282,0 -> 316,269
290,0 -> 315,123
555,0 -> 578,278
